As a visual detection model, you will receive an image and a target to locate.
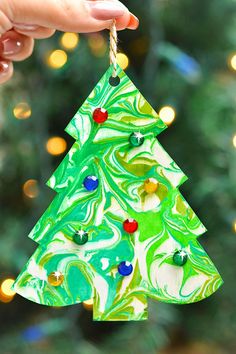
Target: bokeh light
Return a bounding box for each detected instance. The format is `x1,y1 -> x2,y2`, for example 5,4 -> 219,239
46,137 -> 67,156
233,135 -> 236,148
229,53 -> 236,71
47,50 -> 68,69
23,179 -> 39,199
60,32 -> 79,51
233,221 -> 236,233
13,102 -> 31,120
1,279 -> 15,297
0,278 -> 16,303
159,106 -> 176,125
117,53 -> 129,70
83,298 -> 93,311
88,34 -> 107,57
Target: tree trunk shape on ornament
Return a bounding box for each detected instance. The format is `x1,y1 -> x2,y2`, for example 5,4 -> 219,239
13,65 -> 223,321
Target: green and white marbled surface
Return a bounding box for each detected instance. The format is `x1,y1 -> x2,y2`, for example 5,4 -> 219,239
13,65 -> 223,321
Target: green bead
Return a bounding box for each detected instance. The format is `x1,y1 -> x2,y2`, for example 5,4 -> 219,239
173,250 -> 188,266
73,230 -> 88,245
129,132 -> 144,147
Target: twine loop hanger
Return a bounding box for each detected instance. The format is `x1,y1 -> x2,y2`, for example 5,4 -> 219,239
109,19 -> 118,81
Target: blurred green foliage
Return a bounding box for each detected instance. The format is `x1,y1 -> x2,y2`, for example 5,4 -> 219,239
0,0 -> 236,353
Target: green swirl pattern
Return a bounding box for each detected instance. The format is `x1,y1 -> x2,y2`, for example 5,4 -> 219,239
13,64 -> 223,321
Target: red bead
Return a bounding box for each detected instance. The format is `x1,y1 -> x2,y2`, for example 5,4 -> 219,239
123,219 -> 138,233
93,108 -> 108,124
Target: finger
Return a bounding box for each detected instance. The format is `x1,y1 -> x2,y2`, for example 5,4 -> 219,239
13,24 -> 56,39
0,59 -> 13,84
88,1 -> 139,30
126,13 -> 139,30
0,0 -> 137,33
89,1 -> 136,31
0,30 -> 34,61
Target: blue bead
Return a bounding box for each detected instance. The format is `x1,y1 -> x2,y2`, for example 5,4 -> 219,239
83,175 -> 99,191
118,261 -> 133,276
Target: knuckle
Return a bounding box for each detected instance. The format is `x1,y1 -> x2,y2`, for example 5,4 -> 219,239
55,0 -> 75,16
55,0 -> 86,22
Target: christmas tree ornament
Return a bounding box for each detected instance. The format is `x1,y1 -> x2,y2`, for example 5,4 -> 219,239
173,250 -> 188,266
144,178 -> 159,194
13,21 -> 223,321
48,272 -> 64,287
123,218 -> 138,234
83,175 -> 99,191
129,132 -> 145,147
118,262 -> 133,276
92,108 -> 108,124
73,230 -> 89,245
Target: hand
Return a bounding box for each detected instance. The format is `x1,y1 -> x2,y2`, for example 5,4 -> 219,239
0,0 -> 139,84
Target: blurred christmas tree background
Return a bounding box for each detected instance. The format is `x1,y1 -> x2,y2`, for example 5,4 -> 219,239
0,0 -> 236,353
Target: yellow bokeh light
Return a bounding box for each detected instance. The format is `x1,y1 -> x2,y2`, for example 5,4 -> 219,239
60,32 -> 79,51
88,34 -> 107,57
83,298 -> 93,311
1,279 -> 16,297
23,179 -> 39,199
46,137 -> 67,156
233,221 -> 236,233
47,50 -> 68,69
159,106 -> 176,125
13,102 -> 31,120
233,135 -> 236,148
229,54 -> 236,71
117,53 -> 129,70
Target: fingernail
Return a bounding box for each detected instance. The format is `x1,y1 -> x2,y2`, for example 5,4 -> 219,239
0,60 -> 10,76
13,23 -> 39,31
127,14 -> 139,30
1,37 -> 22,56
88,1 -> 125,20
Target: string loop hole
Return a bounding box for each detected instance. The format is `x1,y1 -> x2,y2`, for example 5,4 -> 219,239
109,75 -> 120,87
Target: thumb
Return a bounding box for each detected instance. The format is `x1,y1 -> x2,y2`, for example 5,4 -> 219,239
0,0 -> 132,34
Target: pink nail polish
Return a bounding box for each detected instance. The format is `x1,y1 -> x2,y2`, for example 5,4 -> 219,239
13,23 -> 39,31
1,37 -> 22,56
0,60 -> 10,76
88,1 -> 125,20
